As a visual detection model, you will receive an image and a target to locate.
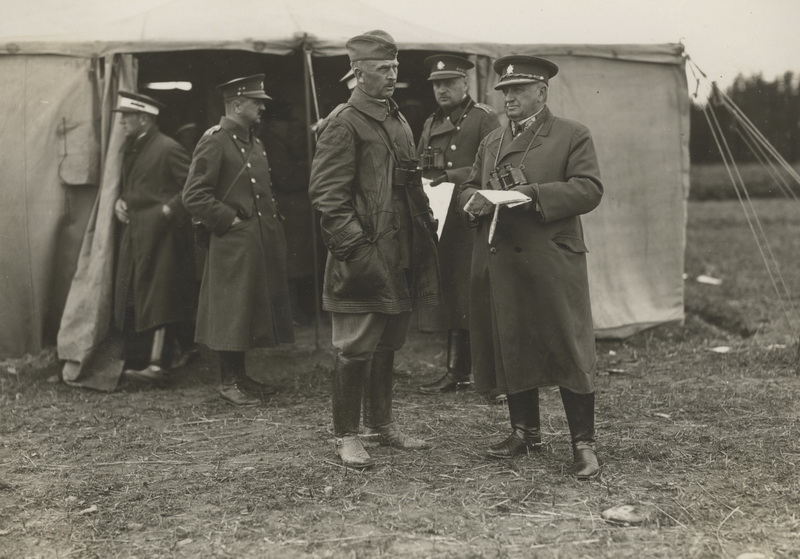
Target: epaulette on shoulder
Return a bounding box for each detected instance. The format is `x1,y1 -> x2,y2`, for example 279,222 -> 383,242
474,103 -> 494,114
203,125 -> 221,136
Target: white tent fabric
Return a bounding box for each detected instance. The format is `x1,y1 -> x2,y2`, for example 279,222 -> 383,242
0,0 -> 688,373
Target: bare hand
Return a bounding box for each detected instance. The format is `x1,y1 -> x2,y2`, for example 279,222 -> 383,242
161,204 -> 172,218
231,216 -> 242,227
114,198 -> 129,223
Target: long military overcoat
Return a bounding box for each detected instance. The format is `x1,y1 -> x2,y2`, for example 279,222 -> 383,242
416,95 -> 499,331
113,127 -> 195,333
458,106 -> 603,395
182,117 -> 294,351
309,87 -> 441,314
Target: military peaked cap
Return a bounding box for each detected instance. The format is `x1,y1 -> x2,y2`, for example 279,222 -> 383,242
493,55 -> 559,90
217,74 -> 272,100
424,54 -> 474,81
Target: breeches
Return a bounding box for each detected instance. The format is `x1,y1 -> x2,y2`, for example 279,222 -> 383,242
332,311 -> 412,361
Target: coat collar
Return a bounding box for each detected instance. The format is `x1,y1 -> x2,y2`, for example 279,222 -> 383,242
348,86 -> 400,122
434,94 -> 472,123
219,116 -> 254,141
487,106 -> 555,165
123,125 -> 157,153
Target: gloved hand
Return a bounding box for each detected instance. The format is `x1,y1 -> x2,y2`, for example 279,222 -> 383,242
463,192 -> 494,217
430,174 -> 448,187
114,198 -> 130,223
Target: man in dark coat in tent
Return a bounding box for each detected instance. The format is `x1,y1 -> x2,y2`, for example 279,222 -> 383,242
458,56 -> 603,479
309,30 -> 441,469
415,54 -> 500,395
183,74 -> 294,406
112,92 -> 197,384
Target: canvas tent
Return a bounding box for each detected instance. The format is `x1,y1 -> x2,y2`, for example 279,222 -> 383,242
0,1 -> 689,388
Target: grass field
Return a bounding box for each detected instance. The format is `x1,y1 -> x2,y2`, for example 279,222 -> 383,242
2,195 -> 800,558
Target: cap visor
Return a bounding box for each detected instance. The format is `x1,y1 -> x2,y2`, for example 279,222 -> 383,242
428,72 -> 467,81
245,93 -> 272,100
493,77 -> 543,90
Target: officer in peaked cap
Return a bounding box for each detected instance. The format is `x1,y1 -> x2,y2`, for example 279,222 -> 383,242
309,30 -> 441,469
457,53 -> 604,479
492,55 -> 559,90
415,54 -> 500,396
183,73 -> 294,407
112,91 -> 166,115
216,74 -> 273,100
111,91 -> 197,386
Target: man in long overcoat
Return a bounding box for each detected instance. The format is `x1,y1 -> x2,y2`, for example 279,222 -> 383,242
415,54 -> 500,395
183,74 -> 294,406
309,30 -> 441,469
458,56 -> 603,479
112,92 -> 196,383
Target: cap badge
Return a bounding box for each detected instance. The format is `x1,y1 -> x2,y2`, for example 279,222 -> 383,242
437,61 -> 445,70
260,81 -> 264,89
506,64 -> 514,75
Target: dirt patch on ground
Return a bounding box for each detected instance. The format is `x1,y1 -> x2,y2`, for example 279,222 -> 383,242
2,313 -> 800,558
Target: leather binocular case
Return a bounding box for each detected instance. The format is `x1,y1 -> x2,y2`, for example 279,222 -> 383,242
393,160 -> 423,188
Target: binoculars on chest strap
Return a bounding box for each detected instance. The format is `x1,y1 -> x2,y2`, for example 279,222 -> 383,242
488,163 -> 528,190
420,146 -> 445,170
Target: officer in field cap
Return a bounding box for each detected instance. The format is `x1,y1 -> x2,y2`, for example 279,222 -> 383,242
310,30 -> 441,468
415,54 -> 499,396
111,91 -> 197,386
457,53 -> 604,479
183,73 -> 294,407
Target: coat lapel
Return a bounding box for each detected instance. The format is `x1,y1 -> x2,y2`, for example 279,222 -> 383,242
497,106 -> 554,165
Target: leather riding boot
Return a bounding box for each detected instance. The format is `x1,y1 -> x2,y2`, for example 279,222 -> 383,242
332,356 -> 373,468
218,351 -> 259,407
419,329 -> 472,394
364,349 -> 430,450
560,387 -> 600,480
487,389 -> 542,458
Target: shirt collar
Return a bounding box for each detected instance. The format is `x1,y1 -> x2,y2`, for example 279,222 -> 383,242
511,106 -> 545,136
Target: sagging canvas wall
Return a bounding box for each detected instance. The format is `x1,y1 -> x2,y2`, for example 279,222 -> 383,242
0,55 -> 99,357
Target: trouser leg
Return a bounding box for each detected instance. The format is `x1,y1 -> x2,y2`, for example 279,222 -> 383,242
560,387 -> 600,479
486,388 -> 541,458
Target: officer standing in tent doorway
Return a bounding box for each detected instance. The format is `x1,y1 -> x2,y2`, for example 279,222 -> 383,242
112,92 -> 198,384
458,56 -> 603,479
309,30 -> 441,469
415,54 -> 500,395
183,74 -> 294,406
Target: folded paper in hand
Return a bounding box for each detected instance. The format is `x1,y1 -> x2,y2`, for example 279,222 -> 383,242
464,190 -> 532,244
463,189 -> 531,212
422,177 -> 455,238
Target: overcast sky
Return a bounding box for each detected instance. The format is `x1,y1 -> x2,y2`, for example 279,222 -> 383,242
367,0 -> 799,88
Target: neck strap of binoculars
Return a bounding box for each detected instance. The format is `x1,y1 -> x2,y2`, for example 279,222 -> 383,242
493,122 -> 542,170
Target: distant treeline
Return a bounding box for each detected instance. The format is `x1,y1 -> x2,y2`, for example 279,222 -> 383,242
690,72 -> 800,163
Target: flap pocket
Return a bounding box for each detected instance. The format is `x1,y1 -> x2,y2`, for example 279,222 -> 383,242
552,235 -> 588,254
